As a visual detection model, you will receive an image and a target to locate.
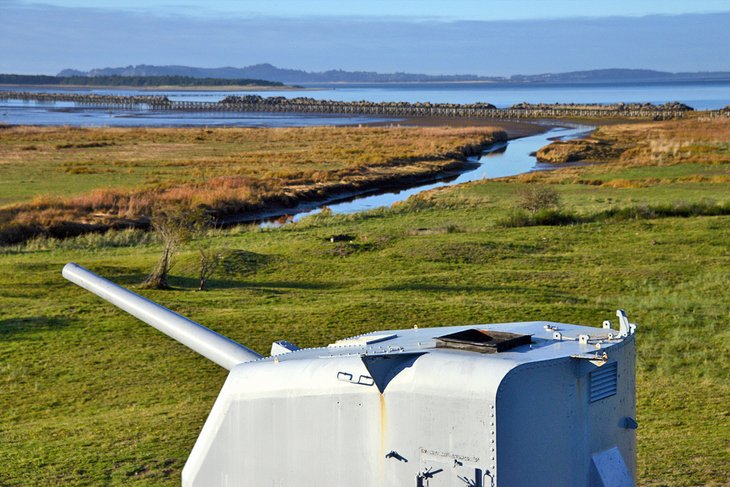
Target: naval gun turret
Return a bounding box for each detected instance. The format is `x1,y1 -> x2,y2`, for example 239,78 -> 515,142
63,262 -> 638,487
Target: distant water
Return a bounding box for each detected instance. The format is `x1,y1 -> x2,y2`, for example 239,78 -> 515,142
288,80 -> 730,109
0,100 -> 390,127
276,124 -> 591,223
1,80 -> 729,127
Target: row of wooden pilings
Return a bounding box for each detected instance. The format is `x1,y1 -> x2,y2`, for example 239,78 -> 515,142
2,91 -> 727,120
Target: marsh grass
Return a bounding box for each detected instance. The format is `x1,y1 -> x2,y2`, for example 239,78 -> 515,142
0,126 -> 504,244
523,118 -> 730,188
0,227 -> 158,254
498,200 -> 730,227
0,120 -> 728,485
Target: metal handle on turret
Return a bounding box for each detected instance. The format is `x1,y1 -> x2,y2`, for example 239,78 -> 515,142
62,262 -> 262,369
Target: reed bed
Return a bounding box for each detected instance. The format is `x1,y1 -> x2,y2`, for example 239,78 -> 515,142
0,126 -> 505,244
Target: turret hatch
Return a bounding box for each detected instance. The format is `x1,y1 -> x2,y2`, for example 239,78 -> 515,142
434,329 -> 531,353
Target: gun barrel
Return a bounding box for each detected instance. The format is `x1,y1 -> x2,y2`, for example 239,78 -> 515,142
62,263 -> 262,369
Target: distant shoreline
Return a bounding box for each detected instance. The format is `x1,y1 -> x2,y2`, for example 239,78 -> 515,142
301,78 -> 730,87
0,83 -> 315,92
305,80 -> 503,86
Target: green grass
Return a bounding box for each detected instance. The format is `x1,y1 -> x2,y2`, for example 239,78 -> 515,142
1,120 -> 729,485
0,125 -> 506,246
0,126 -> 503,206
579,162 -> 730,181
1,176 -> 728,486
0,158 -> 155,206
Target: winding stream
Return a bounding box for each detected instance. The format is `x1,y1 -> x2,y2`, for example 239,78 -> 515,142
262,123 -> 593,225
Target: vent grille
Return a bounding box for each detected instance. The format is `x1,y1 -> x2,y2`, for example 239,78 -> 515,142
590,362 -> 618,403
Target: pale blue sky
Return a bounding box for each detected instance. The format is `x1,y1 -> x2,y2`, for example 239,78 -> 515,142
12,0 -> 730,20
2,1 -> 730,75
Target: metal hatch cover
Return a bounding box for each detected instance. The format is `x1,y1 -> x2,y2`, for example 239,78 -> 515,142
434,329 -> 531,353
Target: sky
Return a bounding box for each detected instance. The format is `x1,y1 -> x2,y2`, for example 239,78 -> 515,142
2,0 -> 730,75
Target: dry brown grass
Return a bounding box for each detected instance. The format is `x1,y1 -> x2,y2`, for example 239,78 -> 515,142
511,118 -> 730,186
598,118 -> 730,166
532,118 -> 730,167
0,125 -> 505,244
0,125 -> 503,171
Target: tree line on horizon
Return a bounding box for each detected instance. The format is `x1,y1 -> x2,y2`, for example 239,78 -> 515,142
57,63 -> 730,85
0,74 -> 286,87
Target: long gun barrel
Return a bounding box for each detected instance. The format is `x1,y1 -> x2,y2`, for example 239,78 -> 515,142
62,262 -> 262,369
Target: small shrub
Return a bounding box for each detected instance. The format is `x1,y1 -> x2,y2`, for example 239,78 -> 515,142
497,210 -> 533,228
515,185 -> 561,214
498,209 -> 580,228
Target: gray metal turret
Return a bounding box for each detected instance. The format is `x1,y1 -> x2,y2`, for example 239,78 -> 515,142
63,263 -> 637,487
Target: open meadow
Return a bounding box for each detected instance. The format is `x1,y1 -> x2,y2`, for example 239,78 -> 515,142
0,125 -> 505,245
0,118 -> 729,485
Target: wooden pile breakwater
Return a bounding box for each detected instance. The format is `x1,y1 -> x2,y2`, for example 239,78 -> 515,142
0,92 -> 171,109
0,91 -> 711,120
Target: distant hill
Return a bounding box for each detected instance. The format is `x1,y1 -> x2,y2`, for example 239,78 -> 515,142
58,64 -> 499,83
509,68 -> 730,83
0,74 -> 285,87
58,64 -> 730,85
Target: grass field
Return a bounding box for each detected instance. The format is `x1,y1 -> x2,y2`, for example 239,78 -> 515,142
0,125 -> 506,205
0,125 -> 505,245
0,119 -> 729,485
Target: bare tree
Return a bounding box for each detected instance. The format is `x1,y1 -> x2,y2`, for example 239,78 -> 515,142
142,204 -> 208,289
198,245 -> 225,291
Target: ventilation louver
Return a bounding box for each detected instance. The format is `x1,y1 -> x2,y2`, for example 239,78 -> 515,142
590,362 -> 618,402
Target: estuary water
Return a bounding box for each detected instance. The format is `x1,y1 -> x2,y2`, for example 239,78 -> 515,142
1,81 -> 722,221
1,80 -> 729,127
257,124 -> 591,224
